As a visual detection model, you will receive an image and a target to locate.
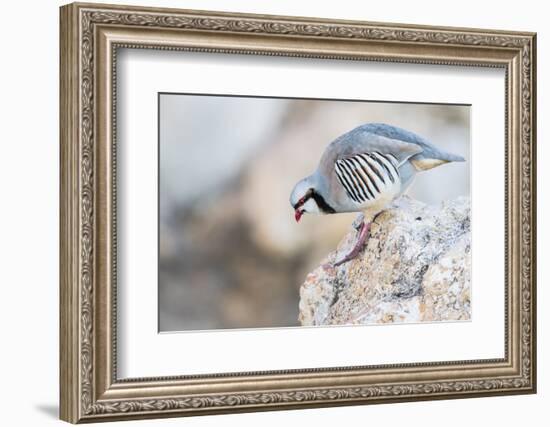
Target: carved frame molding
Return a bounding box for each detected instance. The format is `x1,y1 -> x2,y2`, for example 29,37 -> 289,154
60,2 -> 536,423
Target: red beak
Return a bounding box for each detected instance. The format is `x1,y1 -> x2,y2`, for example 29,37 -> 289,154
295,209 -> 303,222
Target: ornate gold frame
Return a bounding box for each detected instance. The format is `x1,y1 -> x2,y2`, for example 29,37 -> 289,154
60,2 -> 537,423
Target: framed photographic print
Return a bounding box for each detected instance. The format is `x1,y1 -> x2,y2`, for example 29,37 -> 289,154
59,2 -> 537,423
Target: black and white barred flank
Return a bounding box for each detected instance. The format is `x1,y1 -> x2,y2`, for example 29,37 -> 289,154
334,152 -> 400,204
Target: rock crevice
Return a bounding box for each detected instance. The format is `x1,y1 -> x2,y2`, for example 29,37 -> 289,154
298,196 -> 471,326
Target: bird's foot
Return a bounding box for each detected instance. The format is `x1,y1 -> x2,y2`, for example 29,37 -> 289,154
352,213 -> 365,231
333,220 -> 371,267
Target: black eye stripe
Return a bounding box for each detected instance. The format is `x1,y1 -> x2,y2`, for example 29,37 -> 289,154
293,190 -> 313,209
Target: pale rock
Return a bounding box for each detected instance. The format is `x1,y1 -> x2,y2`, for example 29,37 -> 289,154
298,196 -> 471,326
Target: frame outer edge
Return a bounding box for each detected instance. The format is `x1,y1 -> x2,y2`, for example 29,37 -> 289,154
59,2 -> 537,422
529,33 -> 537,393
60,3 -> 81,424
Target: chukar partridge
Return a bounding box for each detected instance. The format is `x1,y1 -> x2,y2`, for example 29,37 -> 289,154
290,123 -> 465,266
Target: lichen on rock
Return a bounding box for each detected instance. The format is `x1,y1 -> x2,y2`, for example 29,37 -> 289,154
298,196 -> 471,326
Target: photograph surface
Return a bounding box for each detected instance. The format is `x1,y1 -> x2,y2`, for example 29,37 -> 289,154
158,94 -> 471,332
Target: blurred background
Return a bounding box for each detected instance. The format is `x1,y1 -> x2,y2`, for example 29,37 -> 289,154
159,94 -> 470,332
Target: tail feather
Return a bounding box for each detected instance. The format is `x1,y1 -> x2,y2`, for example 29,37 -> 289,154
435,151 -> 465,162
410,150 -> 465,171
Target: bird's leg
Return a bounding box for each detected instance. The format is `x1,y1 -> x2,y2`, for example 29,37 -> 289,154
334,218 -> 371,267
333,211 -> 383,267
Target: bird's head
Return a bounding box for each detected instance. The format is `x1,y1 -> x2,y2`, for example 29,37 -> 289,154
290,177 -> 321,223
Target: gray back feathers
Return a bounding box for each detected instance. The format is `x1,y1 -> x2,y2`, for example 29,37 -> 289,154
321,123 -> 465,168
352,123 -> 465,163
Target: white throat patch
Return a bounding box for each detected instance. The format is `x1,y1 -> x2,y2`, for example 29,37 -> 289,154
302,197 -> 321,215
